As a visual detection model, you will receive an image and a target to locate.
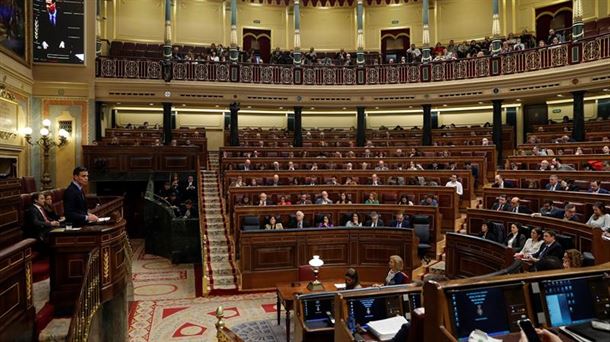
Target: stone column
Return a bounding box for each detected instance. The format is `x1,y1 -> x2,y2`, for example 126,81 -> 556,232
491,0 -> 501,55
356,107 -> 366,147
421,0 -> 431,63
492,100 -> 503,165
229,102 -> 240,146
229,0 -> 239,62
572,91 -> 585,142
422,104 -> 432,146
572,0 -> 584,41
95,101 -> 103,141
356,0 -> 365,65
96,0 -> 102,56
163,103 -> 173,145
293,0 -> 302,65
163,0 -> 172,60
294,106 -> 303,147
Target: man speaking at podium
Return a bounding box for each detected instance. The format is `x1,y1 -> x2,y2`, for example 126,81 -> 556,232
63,167 -> 98,227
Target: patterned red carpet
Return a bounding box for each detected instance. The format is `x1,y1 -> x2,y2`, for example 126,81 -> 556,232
129,240 -> 283,341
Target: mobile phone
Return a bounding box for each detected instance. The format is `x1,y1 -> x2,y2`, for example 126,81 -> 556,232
518,318 -> 541,342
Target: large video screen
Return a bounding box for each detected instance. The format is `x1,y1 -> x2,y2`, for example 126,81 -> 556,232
33,0 -> 84,64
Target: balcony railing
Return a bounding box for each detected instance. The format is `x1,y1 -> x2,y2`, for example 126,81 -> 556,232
96,34 -> 610,86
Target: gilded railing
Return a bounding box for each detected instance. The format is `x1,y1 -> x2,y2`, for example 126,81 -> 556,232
96,34 -> 610,85
215,306 -> 244,342
66,248 -> 101,342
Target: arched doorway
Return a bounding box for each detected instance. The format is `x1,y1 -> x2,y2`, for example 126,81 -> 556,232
381,28 -> 410,63
535,1 -> 573,43
242,28 -> 271,63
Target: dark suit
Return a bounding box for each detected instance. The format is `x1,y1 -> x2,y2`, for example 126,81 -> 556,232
541,208 -> 564,219
491,203 -> 510,211
545,183 -> 560,191
364,219 -> 385,227
25,205 -> 54,243
181,182 -> 197,200
385,271 -> 408,285
38,7 -> 67,54
63,182 -> 89,227
289,219 -> 310,229
480,231 -> 497,242
532,241 -> 564,260
257,200 -> 274,206
390,219 -> 411,228
510,205 -> 532,214
590,188 -> 610,194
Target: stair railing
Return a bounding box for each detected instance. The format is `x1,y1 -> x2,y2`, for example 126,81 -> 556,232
66,247 -> 101,342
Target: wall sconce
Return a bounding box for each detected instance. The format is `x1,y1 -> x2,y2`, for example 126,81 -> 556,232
23,119 -> 70,190
307,255 -> 325,291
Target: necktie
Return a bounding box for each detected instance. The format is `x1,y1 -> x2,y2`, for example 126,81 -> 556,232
497,205 -> 501,211
298,222 -> 302,228
37,205 -> 49,222
396,222 -> 401,228
372,222 -> 376,228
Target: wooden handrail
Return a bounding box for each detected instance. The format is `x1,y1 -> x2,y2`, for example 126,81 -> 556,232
66,248 -> 101,342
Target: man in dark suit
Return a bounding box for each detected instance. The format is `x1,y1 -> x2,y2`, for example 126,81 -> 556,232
240,159 -> 252,171
537,200 -> 564,218
63,167 -> 98,227
528,230 -> 564,270
180,200 -> 198,219
545,175 -> 560,191
364,211 -> 384,228
491,175 -> 512,189
589,180 -> 610,194
290,210 -> 309,228
390,212 -> 410,228
256,193 -> 274,206
491,195 -> 511,211
38,0 -> 67,54
25,192 -> 61,250
181,175 -> 197,200
509,197 -> 532,214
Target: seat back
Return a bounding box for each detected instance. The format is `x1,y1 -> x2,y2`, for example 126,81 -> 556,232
20,176 -> 37,194
555,234 -> 574,250
414,224 -> 430,244
241,216 -> 260,231
490,222 -> 505,243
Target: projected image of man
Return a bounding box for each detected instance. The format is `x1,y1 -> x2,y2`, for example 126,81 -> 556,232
38,0 -> 66,53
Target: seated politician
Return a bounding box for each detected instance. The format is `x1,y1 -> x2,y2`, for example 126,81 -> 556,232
25,193 -> 61,251
63,167 -> 98,226
375,255 -> 409,286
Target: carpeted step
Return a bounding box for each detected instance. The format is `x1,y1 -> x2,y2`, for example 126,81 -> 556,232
35,302 -> 55,336
38,318 -> 70,342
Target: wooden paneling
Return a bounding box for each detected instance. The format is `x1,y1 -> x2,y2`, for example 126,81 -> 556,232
83,145 -> 202,172
239,227 -> 418,289
506,154 -> 610,170
444,232 -> 515,279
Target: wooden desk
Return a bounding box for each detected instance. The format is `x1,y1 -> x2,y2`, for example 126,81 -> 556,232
506,154 -> 610,170
496,170 -> 610,190
48,196 -> 127,313
240,227 -> 418,289
229,185 -> 458,231
276,280 -> 345,342
444,232 -> 515,279
82,145 -> 204,172
220,145 -> 497,178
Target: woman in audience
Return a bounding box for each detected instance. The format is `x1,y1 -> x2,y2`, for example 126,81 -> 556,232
563,249 -> 583,269
318,215 -> 333,228
505,223 -> 526,251
514,227 -> 544,259
265,216 -> 283,230
479,222 -> 497,241
43,192 -> 61,221
345,268 -> 362,290
278,195 -> 292,206
364,192 -> 380,205
345,213 -> 362,227
381,255 -> 409,285
586,202 -> 610,231
336,192 -> 352,204
397,195 -> 414,206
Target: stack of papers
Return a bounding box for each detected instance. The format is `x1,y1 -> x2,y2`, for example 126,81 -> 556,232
367,315 -> 408,341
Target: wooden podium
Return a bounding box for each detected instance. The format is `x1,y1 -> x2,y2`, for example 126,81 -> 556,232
48,196 -> 129,314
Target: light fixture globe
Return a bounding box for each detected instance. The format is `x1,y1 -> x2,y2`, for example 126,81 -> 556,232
40,128 -> 50,136
307,255 -> 325,291
22,127 -> 33,136
58,128 -> 70,138
42,119 -> 51,127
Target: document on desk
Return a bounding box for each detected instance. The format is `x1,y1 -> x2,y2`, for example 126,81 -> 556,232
97,217 -> 111,223
367,315 -> 408,341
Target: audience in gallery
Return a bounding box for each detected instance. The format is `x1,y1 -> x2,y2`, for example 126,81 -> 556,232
160,28 -> 562,66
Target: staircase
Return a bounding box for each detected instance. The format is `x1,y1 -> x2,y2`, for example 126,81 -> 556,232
200,152 -> 238,293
